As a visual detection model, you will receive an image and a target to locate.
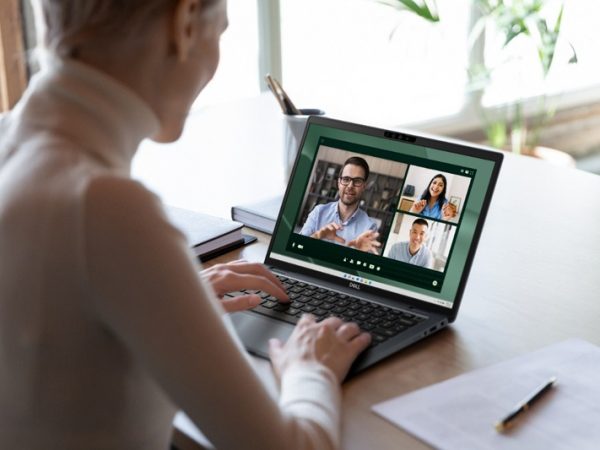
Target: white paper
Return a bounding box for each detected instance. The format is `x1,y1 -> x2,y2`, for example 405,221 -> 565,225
372,339 -> 600,450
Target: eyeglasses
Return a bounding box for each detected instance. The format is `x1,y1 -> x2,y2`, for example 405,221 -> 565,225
338,176 -> 366,187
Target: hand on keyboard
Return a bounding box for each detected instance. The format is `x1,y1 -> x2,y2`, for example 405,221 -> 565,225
201,260 -> 289,313
269,314 -> 371,383
246,275 -> 427,350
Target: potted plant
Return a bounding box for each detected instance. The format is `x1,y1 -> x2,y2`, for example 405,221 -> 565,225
468,0 -> 577,157
380,0 -> 578,162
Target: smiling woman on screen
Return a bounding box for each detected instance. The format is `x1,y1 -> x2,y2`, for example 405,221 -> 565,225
410,173 -> 457,221
0,1 -> 370,449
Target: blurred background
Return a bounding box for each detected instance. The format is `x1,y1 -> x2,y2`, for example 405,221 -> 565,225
4,0 -> 600,173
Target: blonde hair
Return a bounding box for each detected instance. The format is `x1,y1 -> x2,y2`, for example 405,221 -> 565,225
35,0 -> 219,56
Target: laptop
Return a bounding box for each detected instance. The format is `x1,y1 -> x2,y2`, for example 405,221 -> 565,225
230,116 -> 503,377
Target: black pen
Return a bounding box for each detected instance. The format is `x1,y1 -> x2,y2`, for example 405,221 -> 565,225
495,376 -> 557,432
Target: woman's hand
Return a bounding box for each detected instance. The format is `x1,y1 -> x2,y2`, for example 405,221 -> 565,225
201,260 -> 288,313
410,199 -> 426,214
442,203 -> 457,220
269,315 -> 371,383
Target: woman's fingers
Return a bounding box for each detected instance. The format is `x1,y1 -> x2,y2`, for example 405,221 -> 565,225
219,294 -> 262,313
297,313 -> 317,327
336,322 -> 372,352
320,316 -> 343,330
336,322 -> 361,340
349,332 -> 372,353
203,262 -> 288,301
223,272 -> 288,301
270,314 -> 372,383
220,261 -> 285,289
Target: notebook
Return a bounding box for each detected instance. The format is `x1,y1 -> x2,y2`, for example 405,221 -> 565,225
231,194 -> 282,234
164,205 -> 252,262
230,116 -> 503,377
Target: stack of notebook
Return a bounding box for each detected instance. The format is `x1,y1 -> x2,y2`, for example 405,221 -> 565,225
230,195 -> 283,235
165,205 -> 254,261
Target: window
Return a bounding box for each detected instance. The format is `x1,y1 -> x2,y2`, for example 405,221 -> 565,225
0,0 -> 27,112
480,1 -> 600,108
191,0 -> 261,110
5,0 -> 600,140
3,0 -> 263,113
279,0 -> 471,127
276,0 -> 600,135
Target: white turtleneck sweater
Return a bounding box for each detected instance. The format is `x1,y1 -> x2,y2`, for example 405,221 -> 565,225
0,57 -> 340,450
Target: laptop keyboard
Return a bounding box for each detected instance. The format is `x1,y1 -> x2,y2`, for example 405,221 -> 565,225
225,274 -> 427,348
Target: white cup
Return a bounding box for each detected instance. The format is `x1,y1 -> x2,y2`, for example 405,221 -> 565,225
283,108 -> 325,179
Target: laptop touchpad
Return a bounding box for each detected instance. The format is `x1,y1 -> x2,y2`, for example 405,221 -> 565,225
230,311 -> 295,359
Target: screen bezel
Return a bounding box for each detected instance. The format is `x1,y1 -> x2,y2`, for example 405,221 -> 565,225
265,116 -> 503,322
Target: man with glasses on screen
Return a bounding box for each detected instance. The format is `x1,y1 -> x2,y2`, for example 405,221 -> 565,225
300,156 -> 381,254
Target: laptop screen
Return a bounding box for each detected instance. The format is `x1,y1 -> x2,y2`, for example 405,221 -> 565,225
267,117 -> 501,310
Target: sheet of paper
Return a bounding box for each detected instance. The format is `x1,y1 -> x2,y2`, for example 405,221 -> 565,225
372,339 -> 600,450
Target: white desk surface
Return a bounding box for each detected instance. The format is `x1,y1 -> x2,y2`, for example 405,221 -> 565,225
133,95 -> 600,450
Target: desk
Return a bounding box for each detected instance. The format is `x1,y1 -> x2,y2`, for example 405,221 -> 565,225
134,97 -> 600,450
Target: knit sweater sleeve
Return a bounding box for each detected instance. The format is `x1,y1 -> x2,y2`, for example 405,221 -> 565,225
82,175 -> 341,450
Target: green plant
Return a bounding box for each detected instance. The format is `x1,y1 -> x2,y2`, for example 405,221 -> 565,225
469,0 -> 578,153
381,0 -> 577,154
377,0 -> 440,22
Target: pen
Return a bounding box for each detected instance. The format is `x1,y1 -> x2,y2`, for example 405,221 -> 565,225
494,376 -> 557,432
270,76 -> 300,115
265,74 -> 288,114
265,74 -> 301,115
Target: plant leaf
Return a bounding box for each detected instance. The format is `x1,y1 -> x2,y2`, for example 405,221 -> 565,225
568,43 -> 578,64
536,4 -> 566,76
380,0 -> 440,22
553,4 -> 564,34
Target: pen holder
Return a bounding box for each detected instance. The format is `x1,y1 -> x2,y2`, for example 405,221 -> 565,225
283,108 -> 325,180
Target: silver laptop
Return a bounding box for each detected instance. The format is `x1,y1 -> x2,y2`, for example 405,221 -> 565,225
230,116 -> 502,377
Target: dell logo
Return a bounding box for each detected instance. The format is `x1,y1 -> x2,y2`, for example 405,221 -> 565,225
349,282 -> 361,290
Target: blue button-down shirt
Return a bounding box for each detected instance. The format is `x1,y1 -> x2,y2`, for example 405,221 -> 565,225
300,201 -> 377,244
387,241 -> 433,268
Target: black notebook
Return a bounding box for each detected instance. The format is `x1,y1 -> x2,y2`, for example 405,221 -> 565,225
165,206 -> 254,261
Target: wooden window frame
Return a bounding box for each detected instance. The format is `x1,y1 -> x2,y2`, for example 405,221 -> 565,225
0,0 -> 27,112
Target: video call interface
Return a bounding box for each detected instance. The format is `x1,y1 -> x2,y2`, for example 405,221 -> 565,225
269,131 -> 492,309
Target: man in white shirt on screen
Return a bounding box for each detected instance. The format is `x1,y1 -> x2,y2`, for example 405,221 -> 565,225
387,218 -> 433,268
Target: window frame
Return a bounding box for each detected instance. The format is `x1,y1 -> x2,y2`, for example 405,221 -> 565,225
0,0 -> 27,112
257,0 -> 282,91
